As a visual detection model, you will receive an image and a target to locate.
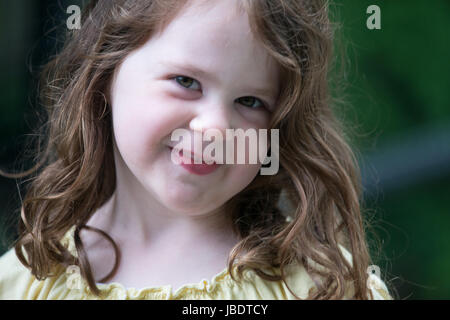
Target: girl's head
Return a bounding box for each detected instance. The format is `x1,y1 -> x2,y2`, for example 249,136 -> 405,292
4,0 -> 376,299
109,0 -> 280,217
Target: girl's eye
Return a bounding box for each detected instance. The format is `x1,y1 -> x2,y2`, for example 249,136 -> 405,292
172,75 -> 267,110
174,76 -> 201,90
236,96 -> 265,109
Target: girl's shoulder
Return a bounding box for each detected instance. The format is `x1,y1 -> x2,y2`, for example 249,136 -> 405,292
0,245 -> 75,300
338,244 -> 393,300
0,228 -> 78,300
0,246 -> 36,299
298,244 -> 393,300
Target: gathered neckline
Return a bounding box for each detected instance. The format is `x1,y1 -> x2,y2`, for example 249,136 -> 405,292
91,265 -> 238,298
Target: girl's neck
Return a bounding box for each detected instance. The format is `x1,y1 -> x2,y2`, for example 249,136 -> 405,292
81,191 -> 240,289
84,189 -> 240,256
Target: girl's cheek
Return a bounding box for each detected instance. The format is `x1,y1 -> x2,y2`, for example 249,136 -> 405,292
230,163 -> 261,187
237,109 -> 271,130
116,90 -> 189,161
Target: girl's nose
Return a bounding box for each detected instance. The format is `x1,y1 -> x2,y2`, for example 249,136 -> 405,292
189,102 -> 233,134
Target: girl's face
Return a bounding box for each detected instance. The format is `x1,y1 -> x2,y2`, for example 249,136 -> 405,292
110,0 -> 279,216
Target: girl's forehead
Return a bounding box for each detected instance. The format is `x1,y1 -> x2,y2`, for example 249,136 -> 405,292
146,0 -> 279,89
163,0 -> 251,42
179,0 -> 248,22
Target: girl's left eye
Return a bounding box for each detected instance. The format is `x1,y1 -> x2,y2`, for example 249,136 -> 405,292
173,76 -> 201,90
172,75 -> 267,110
236,96 -> 265,109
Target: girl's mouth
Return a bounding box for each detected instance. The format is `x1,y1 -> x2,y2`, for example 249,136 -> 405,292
169,147 -> 220,176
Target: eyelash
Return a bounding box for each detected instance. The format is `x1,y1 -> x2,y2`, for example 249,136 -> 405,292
171,75 -> 268,110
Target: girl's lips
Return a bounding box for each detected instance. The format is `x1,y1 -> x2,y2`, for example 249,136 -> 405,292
168,147 -> 221,175
181,161 -> 220,175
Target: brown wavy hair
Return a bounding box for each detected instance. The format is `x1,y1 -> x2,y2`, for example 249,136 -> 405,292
0,0 -> 383,299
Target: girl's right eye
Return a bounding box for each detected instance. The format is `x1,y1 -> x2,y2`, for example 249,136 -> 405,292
172,76 -> 201,91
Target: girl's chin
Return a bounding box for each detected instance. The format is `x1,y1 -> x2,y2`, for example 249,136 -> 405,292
160,185 -> 212,208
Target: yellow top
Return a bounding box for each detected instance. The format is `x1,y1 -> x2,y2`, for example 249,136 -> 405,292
0,226 -> 392,300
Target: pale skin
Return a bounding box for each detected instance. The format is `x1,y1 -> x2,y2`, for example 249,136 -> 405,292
80,0 -> 280,291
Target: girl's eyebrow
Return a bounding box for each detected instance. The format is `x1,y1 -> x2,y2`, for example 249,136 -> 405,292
160,60 -> 217,83
159,60 -> 277,100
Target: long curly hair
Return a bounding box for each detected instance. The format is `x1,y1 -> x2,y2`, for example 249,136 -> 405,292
1,0 -> 379,299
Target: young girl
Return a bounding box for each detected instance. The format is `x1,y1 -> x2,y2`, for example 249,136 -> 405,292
0,0 -> 392,299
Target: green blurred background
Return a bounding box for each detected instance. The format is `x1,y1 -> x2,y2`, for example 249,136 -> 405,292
0,1 -> 449,299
